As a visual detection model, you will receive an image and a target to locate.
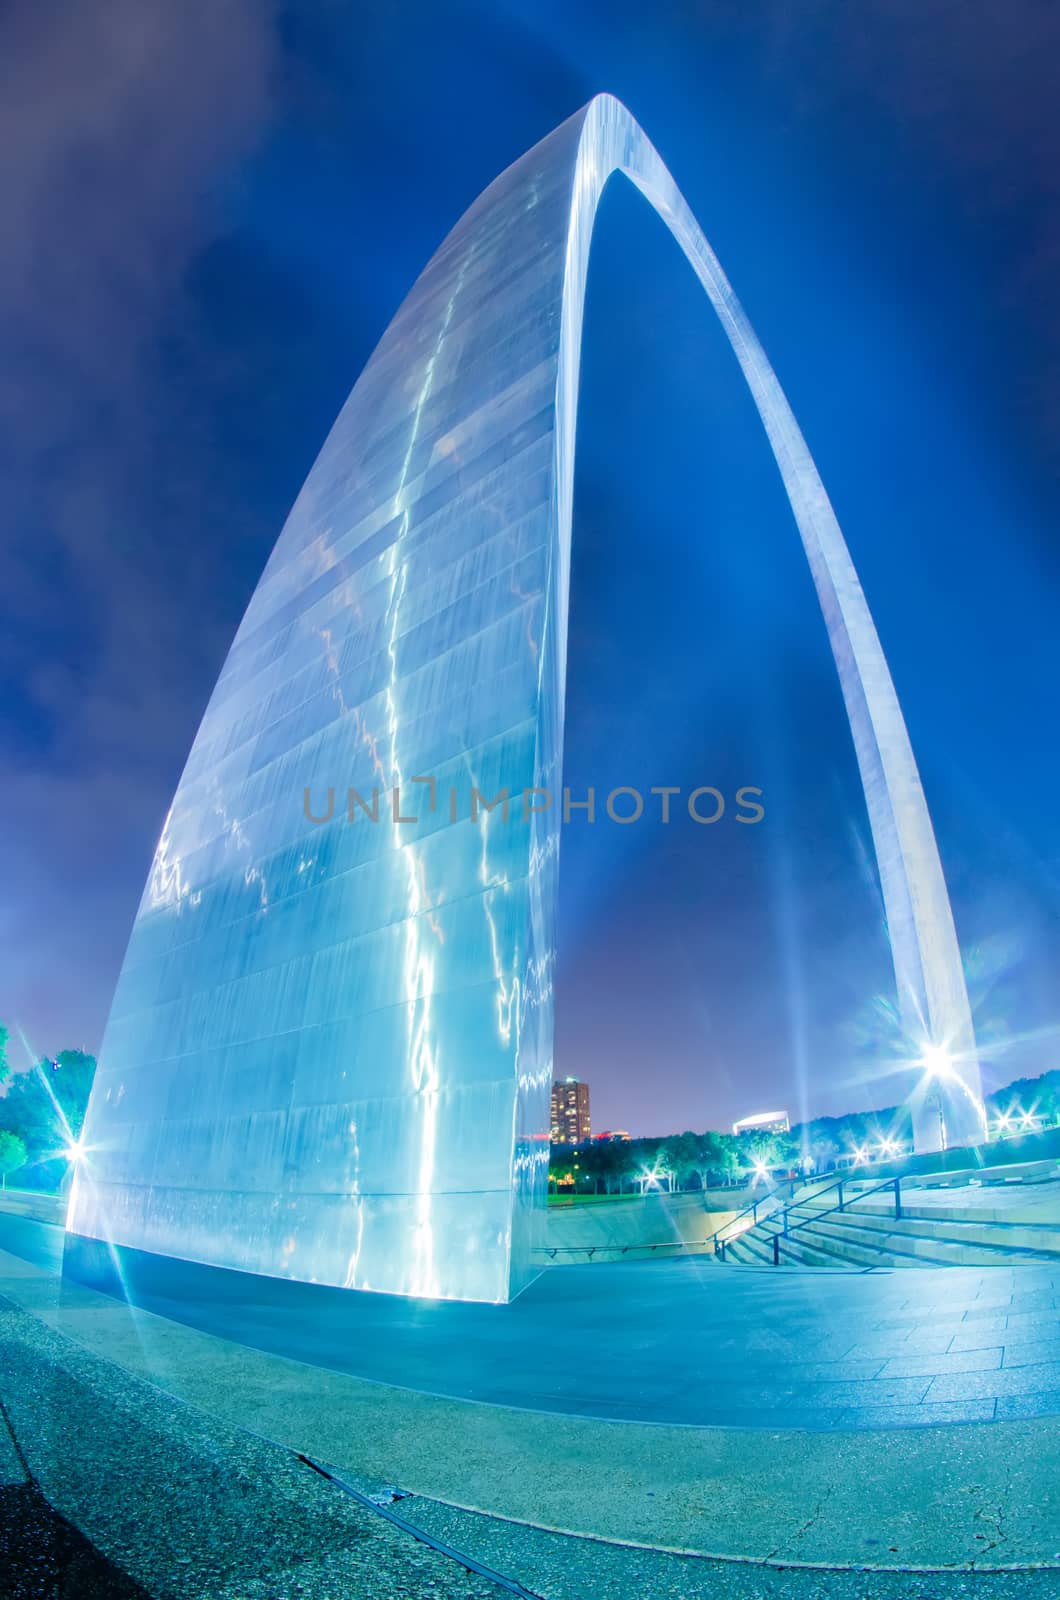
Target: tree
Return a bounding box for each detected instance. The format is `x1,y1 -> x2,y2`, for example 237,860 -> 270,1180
0,1130 -> 27,1190
586,1138 -> 635,1194
0,1048 -> 97,1192
684,1129 -> 744,1191
0,1050 -> 96,1147
713,1134 -> 742,1187
742,1129 -> 780,1167
548,1146 -> 576,1193
660,1132 -> 698,1190
45,1049 -> 97,1143
987,1070 -> 1060,1132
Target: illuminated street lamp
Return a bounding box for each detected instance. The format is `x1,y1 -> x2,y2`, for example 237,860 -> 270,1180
919,1043 -> 955,1080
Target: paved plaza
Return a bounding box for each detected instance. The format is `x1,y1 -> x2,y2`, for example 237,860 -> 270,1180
3,1289 -> 1057,1600
53,1220 -> 1060,1430
2,1205 -> 1060,1590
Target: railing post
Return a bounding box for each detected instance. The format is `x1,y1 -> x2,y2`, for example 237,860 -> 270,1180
773,1232 -> 780,1266
752,1201 -> 758,1224
838,1181 -> 845,1212
783,1204 -> 790,1236
894,1176 -> 902,1220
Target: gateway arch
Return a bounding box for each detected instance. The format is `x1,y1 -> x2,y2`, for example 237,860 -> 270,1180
70,96 -> 985,1304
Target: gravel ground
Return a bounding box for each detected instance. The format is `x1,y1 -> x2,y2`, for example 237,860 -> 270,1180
0,1294 -> 499,1599
0,1481 -> 151,1599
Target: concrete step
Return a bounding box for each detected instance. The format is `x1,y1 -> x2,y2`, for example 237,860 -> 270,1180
718,1182 -> 1060,1269
768,1232 -> 855,1269
822,1207 -> 1060,1257
849,1197 -> 1060,1230
796,1214 -> 1059,1268
728,1216 -> 1013,1270
723,1230 -> 774,1265
726,1211 -> 877,1269
791,1220 -> 942,1269
722,1201 -> 885,1266
788,1200 -> 1060,1260
723,1229 -> 853,1269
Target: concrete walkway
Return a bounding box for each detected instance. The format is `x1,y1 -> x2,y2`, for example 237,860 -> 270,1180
1,1212 -> 1060,1573
54,1221 -> 1060,1431
3,1286 -> 1058,1599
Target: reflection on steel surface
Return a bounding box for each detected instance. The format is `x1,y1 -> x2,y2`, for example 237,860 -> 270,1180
70,97 -> 983,1304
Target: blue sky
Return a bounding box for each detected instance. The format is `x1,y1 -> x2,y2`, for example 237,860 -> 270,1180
2,1 -> 1058,1134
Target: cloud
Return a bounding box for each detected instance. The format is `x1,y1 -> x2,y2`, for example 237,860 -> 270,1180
0,1 -> 278,1049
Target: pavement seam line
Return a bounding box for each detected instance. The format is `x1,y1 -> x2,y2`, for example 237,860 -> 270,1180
296,1454 -> 548,1600
6,1233 -> 1060,1574
763,1478 -> 834,1564
406,1491 -> 1060,1575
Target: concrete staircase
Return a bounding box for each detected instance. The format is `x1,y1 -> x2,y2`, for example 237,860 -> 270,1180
719,1183 -> 1060,1269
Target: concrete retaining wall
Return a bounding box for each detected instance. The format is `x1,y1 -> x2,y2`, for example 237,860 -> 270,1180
541,1190 -> 743,1262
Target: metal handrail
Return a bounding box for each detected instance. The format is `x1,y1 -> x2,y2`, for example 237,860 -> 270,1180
714,1173 -> 903,1263
705,1169 -> 862,1249
534,1238 -> 714,1259
701,1176 -> 804,1248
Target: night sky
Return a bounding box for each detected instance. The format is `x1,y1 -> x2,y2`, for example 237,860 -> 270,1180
2,2 -> 1058,1136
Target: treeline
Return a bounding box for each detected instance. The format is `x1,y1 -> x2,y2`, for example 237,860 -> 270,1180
549,1127 -> 801,1196
2,1015 -> 1057,1199
549,1072 -> 1060,1194
547,1112 -> 917,1196
0,1024 -> 97,1191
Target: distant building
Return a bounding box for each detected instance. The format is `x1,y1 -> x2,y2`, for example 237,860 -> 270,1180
593,1130 -> 631,1143
733,1110 -> 790,1138
551,1077 -> 591,1143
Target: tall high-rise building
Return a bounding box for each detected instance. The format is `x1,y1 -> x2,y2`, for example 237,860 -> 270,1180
551,1078 -> 591,1144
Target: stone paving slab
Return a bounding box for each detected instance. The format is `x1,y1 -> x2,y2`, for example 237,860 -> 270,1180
998,1390 -> 1060,1421
1004,1339 -> 1060,1366
881,1348 -> 1003,1378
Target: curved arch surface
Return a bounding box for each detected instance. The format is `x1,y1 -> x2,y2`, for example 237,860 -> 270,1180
71,96 -> 984,1303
